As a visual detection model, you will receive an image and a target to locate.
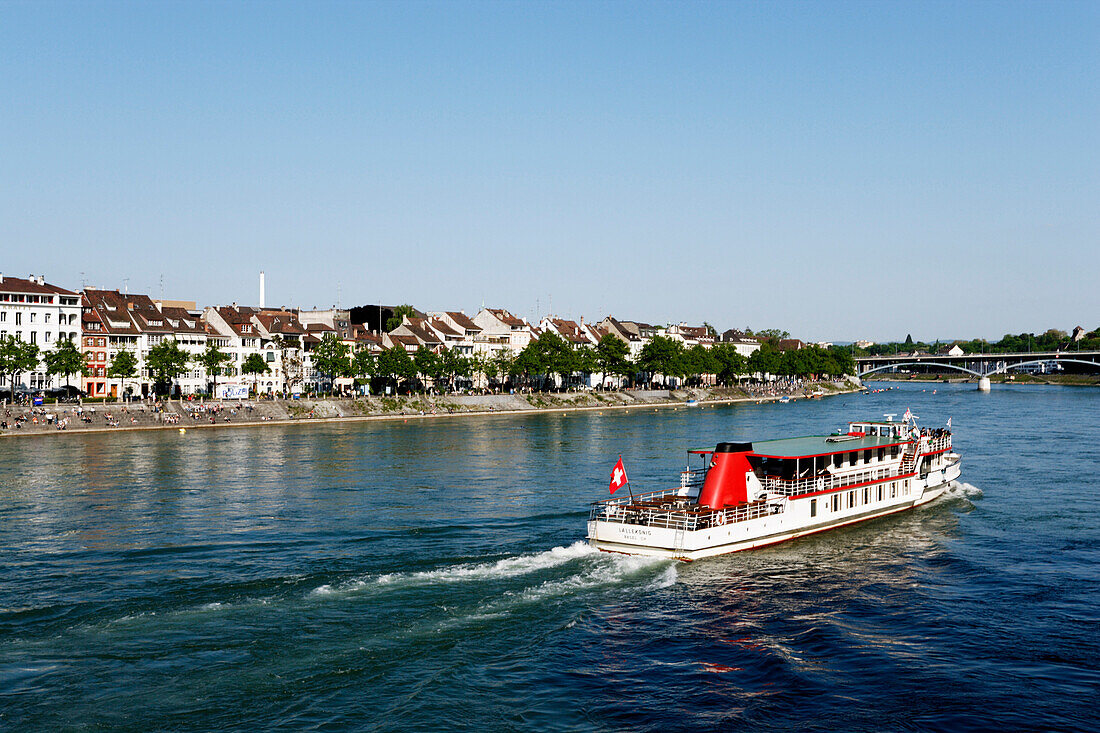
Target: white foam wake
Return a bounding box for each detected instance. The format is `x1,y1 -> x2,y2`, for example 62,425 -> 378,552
945,481 -> 984,499
311,541 -> 601,597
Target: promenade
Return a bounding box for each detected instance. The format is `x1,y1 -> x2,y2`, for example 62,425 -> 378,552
0,380 -> 858,438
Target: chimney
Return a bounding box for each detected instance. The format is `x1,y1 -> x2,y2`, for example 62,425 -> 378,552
259,271 -> 265,309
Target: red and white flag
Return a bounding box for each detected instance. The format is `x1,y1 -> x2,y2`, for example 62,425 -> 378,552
903,407 -> 913,423
609,456 -> 629,494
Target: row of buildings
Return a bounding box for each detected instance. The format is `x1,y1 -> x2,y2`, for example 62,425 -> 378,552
0,272 -> 763,398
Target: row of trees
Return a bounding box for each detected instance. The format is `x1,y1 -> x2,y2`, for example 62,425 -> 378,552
0,335 -> 276,400
309,332 -> 856,395
858,328 -> 1100,357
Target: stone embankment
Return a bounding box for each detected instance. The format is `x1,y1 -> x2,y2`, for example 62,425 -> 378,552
1,379 -> 861,439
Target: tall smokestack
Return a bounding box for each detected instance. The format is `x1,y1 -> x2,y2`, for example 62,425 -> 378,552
259,271 -> 266,308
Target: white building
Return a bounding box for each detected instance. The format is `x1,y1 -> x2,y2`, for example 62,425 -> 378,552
0,274 -> 83,393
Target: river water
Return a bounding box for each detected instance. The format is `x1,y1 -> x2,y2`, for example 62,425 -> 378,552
1,383 -> 1097,731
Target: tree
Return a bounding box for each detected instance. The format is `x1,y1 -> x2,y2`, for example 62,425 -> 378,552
439,347 -> 471,393
273,335 -> 304,395
146,340 -> 191,396
43,337 -> 87,392
377,346 -> 416,392
352,347 -> 376,393
241,353 -> 270,395
107,349 -> 138,400
748,342 -> 782,378
198,342 -> 232,397
0,336 -> 40,401
534,332 -> 576,389
311,334 -> 351,393
595,334 -> 632,388
755,329 -> 790,347
712,344 -> 747,385
490,348 -> 514,388
637,336 -> 684,386
385,304 -> 416,332
413,346 -> 442,392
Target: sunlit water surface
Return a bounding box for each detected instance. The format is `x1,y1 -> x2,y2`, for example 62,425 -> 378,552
1,384 -> 1097,730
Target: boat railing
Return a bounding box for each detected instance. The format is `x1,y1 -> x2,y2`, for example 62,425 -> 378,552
680,468 -> 706,491
923,436 -> 951,453
763,465 -> 900,496
590,495 -> 783,531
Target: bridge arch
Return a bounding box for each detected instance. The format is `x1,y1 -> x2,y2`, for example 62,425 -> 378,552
858,362 -> 983,379
987,358 -> 1100,377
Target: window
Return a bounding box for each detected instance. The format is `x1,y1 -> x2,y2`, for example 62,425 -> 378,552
29,312 -> 36,323
863,449 -> 872,464
848,491 -> 855,508
878,448 -> 885,462
849,451 -> 858,466
30,332 -> 36,344
878,486 -> 884,501
863,487 -> 870,504
833,453 -> 842,469
45,313 -> 51,323
890,483 -> 897,499
14,313 -> 21,325
0,312 -> 5,322
810,499 -> 817,518
832,494 -> 840,512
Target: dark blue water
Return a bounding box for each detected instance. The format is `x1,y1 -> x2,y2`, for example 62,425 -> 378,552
1,384 -> 1097,731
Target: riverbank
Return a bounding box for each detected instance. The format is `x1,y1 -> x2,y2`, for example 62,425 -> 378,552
0,379 -> 861,439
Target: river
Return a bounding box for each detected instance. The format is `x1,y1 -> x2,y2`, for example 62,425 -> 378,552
1,383 -> 1097,730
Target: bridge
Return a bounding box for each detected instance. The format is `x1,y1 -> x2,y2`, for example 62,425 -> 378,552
854,350 -> 1100,391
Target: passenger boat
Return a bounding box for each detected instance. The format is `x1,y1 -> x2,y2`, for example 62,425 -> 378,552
587,415 -> 961,560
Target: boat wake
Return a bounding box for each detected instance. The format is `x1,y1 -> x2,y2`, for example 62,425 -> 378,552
945,481 -> 984,499
311,541 -> 676,600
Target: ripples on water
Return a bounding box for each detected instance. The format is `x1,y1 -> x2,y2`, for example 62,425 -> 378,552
1,384 -> 1098,731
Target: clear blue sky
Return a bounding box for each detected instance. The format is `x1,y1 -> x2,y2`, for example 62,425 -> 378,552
2,1 -> 1097,342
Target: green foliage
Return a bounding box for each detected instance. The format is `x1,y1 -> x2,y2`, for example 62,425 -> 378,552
312,334 -> 352,389
413,346 -> 442,386
377,346 -> 416,390
198,342 -> 232,378
754,329 -> 790,346
711,344 -> 747,385
241,353 -> 270,376
637,336 -> 685,381
43,338 -> 87,387
385,304 -> 416,332
352,348 -> 376,380
0,335 -> 40,400
595,335 -> 632,381
108,349 -> 138,379
439,347 -> 472,392
146,340 -> 191,394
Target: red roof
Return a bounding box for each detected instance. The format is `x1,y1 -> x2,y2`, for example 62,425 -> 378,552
0,275 -> 76,296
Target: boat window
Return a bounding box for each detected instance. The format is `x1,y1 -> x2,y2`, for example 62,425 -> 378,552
848,491 -> 855,508
849,451 -> 858,466
815,456 -> 826,473
832,494 -> 840,512
833,453 -> 843,469
891,446 -> 900,458
877,486 -> 884,501
878,448 -> 885,462
863,449 -> 872,464
863,487 -> 869,504
810,499 -> 817,518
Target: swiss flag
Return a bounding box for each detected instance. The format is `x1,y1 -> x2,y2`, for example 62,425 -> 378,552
609,456 -> 629,494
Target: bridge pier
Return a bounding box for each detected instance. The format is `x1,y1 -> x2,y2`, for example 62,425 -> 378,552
978,376 -> 991,392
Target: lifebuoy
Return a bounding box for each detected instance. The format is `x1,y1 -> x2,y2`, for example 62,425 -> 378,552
715,513 -> 726,526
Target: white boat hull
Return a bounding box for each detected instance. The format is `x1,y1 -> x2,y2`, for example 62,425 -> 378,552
588,458 -> 961,561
